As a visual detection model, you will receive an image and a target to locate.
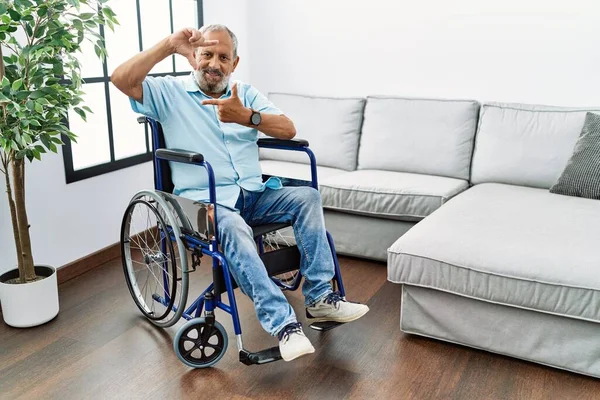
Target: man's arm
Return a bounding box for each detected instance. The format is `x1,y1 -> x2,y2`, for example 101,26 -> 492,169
111,28 -> 217,103
202,84 -> 297,140
241,109 -> 297,140
110,38 -> 173,103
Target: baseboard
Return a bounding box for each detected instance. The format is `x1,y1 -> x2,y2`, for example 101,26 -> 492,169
57,242 -> 121,284
56,227 -> 159,284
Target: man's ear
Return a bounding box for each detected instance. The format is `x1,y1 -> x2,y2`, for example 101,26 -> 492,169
232,56 -> 240,72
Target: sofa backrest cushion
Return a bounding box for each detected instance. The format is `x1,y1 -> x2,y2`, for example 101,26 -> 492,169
471,102 -> 600,189
259,93 -> 365,171
357,96 -> 480,180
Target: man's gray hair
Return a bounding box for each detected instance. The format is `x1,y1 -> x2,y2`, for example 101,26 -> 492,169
199,24 -> 238,58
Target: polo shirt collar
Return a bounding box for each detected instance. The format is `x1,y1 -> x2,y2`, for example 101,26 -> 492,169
183,72 -> 232,98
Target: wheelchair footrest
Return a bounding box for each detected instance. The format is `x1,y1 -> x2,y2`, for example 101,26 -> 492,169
239,347 -> 282,365
308,320 -> 345,332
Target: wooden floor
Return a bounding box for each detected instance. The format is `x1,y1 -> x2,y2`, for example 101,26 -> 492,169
1,256 -> 599,400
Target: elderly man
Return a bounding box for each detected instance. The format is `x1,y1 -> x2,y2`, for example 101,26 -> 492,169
111,24 -> 368,362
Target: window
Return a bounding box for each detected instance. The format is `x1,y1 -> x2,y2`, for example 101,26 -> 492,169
62,0 -> 203,183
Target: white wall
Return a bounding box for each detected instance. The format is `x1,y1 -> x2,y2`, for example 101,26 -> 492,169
0,1 -> 251,274
247,0 -> 600,107
204,0 -> 251,83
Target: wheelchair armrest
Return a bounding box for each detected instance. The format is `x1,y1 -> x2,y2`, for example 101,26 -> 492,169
137,116 -> 147,124
155,148 -> 204,164
257,138 -> 309,148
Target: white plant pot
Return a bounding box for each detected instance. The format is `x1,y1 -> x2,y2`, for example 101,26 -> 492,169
0,265 -> 60,328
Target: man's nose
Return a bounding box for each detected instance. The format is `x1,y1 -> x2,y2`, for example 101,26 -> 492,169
209,57 -> 219,69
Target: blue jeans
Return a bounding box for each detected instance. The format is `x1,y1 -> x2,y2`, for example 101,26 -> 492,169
216,186 -> 334,336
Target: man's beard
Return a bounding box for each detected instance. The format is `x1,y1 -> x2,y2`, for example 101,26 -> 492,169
194,68 -> 230,94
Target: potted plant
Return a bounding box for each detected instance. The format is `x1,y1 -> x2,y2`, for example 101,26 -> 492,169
0,0 -> 117,327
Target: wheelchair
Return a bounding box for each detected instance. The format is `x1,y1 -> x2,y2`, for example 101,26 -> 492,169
120,116 -> 348,368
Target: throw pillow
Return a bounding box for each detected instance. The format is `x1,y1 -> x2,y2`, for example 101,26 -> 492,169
550,112 -> 600,199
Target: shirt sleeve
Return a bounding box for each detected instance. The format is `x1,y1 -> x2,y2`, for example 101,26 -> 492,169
245,85 -> 283,115
128,76 -> 174,122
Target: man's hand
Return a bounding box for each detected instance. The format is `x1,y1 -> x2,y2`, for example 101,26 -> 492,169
201,83 -> 252,124
169,28 -> 218,70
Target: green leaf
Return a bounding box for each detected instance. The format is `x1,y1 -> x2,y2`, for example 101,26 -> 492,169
29,90 -> 45,99
73,107 -> 86,121
36,97 -> 51,106
102,6 -> 116,19
8,9 -> 21,22
73,18 -> 83,30
29,119 -> 41,127
34,102 -> 43,113
40,135 -> 51,149
34,25 -> 46,38
37,6 -> 48,17
26,100 -> 35,111
79,12 -> 95,20
16,149 -> 27,160
16,91 -> 30,101
67,0 -> 81,8
11,78 -> 23,91
0,4 -> 6,15
50,137 -> 64,145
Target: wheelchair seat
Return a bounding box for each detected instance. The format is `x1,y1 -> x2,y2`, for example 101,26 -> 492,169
252,223 -> 290,238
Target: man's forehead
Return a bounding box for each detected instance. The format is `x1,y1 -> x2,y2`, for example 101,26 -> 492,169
200,31 -> 233,54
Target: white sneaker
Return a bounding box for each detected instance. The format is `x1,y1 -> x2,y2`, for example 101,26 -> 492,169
277,322 -> 315,362
306,292 -> 369,323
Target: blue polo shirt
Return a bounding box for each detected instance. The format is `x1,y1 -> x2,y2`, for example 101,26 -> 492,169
129,73 -> 283,210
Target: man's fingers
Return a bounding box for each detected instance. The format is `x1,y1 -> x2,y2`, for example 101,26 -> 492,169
231,82 -> 239,98
202,99 -> 222,106
190,38 -> 218,48
191,29 -> 201,40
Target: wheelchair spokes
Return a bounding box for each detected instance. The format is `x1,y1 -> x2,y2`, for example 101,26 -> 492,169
121,191 -> 189,328
261,228 -> 301,287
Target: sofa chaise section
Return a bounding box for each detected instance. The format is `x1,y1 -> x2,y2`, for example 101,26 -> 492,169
388,101 -> 600,377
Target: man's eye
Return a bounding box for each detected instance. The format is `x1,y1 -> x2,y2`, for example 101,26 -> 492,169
220,55 -> 228,61
202,53 -> 210,57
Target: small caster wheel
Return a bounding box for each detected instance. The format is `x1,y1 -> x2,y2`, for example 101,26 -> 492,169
174,317 -> 228,368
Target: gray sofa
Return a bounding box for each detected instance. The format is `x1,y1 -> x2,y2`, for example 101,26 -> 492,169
259,93 -> 600,378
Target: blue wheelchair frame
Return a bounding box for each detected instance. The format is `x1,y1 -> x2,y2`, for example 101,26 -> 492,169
142,117 -> 346,365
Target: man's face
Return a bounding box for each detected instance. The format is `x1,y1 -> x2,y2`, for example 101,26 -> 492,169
194,30 -> 239,95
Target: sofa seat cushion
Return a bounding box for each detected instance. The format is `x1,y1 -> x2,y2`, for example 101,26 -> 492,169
320,170 -> 469,221
260,160 -> 347,183
388,183 -> 600,323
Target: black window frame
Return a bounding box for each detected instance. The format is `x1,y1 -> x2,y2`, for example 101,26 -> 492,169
62,0 -> 204,184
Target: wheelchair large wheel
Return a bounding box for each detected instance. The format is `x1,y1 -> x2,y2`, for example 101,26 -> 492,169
121,190 -> 189,328
174,318 -> 228,368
